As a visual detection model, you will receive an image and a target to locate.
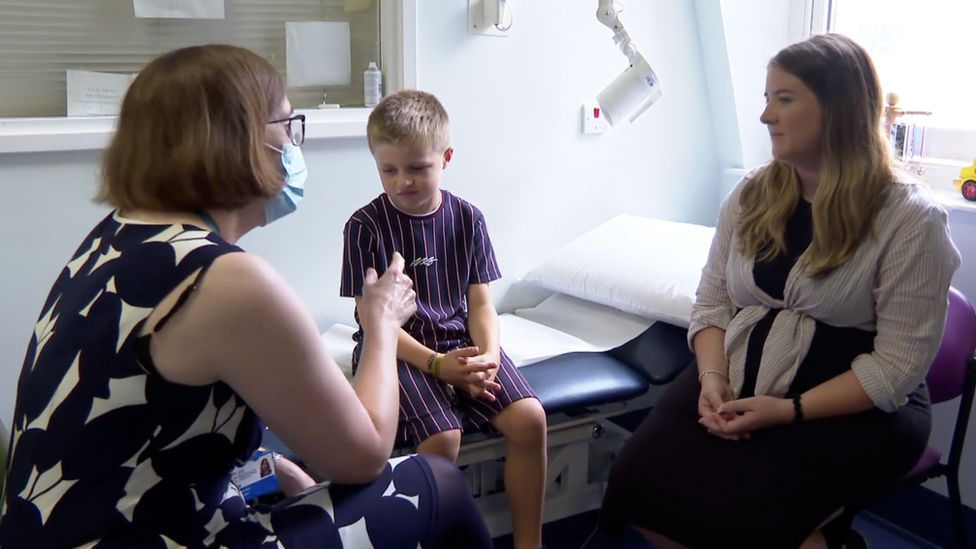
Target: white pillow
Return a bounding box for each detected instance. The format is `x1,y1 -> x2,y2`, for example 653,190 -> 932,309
514,293 -> 655,349
322,324 -> 357,380
518,215 -> 715,327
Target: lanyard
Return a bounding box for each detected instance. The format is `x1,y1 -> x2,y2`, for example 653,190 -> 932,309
195,210 -> 220,234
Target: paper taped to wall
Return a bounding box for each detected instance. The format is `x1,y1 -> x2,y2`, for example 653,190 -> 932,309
66,71 -> 136,117
345,0 -> 372,11
133,0 -> 225,19
286,21 -> 352,87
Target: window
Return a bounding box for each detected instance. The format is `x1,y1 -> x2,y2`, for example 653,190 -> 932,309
2,0 -> 383,117
825,0 -> 976,130
0,0 -> 417,153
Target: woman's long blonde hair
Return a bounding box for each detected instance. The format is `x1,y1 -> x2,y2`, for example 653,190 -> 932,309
737,34 -> 894,278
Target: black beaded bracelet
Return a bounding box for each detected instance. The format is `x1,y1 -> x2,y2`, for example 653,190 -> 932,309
791,393 -> 804,424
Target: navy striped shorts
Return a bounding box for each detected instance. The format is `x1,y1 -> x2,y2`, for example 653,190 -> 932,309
397,348 -> 537,444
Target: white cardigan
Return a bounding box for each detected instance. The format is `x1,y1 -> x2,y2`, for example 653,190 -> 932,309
688,176 -> 962,412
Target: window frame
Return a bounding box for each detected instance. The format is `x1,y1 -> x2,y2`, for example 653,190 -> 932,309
0,0 -> 417,155
805,0 -> 832,36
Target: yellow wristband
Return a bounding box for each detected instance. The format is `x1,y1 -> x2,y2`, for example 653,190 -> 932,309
432,353 -> 444,379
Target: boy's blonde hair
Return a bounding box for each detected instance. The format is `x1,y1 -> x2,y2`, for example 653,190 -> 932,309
366,89 -> 450,152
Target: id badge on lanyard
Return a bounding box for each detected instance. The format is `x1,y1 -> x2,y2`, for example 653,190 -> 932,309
231,449 -> 279,500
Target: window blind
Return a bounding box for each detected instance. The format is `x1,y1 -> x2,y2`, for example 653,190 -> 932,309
0,0 -> 381,117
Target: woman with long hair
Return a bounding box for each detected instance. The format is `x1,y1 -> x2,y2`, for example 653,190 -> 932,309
599,33 -> 961,549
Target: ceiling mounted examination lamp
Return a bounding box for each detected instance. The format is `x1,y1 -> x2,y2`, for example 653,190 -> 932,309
595,0 -> 662,127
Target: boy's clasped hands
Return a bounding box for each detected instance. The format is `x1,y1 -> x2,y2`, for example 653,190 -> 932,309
436,347 -> 502,402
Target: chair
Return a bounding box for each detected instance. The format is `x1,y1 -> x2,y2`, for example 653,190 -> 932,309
904,286 -> 976,548
840,286 -> 976,548
1,418 -> 8,499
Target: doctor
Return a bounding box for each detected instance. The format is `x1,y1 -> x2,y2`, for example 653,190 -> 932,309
0,44 -> 493,549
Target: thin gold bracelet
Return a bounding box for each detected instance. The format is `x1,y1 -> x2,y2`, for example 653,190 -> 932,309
698,369 -> 729,384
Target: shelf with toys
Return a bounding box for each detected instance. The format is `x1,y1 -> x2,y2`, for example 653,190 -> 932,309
885,92 -> 976,211
953,160 -> 976,202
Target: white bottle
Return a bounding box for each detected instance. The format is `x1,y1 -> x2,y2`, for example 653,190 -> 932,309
364,61 -> 382,108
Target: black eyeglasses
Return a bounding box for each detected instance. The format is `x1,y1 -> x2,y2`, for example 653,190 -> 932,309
268,114 -> 306,146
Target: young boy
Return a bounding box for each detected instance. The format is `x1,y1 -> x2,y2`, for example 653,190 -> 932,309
340,89 -> 547,549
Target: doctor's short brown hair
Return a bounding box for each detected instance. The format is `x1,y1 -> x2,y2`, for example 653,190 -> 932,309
97,44 -> 285,212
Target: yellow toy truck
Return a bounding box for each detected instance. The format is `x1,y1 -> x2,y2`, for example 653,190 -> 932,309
954,157 -> 976,201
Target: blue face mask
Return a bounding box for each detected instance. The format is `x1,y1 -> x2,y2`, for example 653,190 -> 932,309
264,143 -> 307,225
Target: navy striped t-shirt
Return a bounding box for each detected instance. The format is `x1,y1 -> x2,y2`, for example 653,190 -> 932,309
340,190 -> 502,367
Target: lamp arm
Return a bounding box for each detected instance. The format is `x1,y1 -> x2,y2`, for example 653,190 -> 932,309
596,0 -> 639,62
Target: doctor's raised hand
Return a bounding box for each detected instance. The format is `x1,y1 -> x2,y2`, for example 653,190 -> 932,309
358,252 -> 417,330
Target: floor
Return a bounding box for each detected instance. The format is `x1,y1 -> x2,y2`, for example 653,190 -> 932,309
492,510 -> 943,549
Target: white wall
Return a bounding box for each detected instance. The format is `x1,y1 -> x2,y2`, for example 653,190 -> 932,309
694,0 -> 742,172
0,1 -> 720,428
719,0 -> 793,170
693,0 -> 801,197
414,0 -> 720,309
